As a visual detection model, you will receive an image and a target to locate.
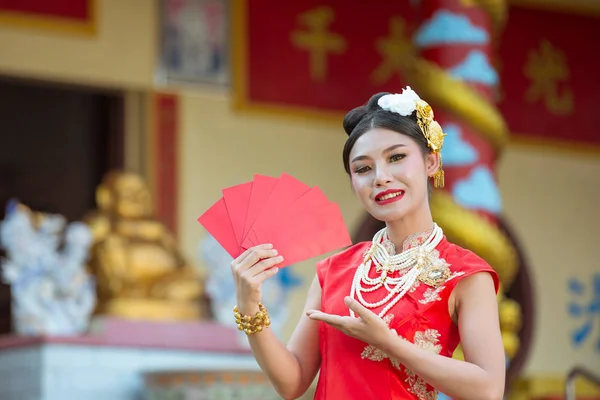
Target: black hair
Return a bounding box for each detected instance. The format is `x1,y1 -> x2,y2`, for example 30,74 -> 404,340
342,92 -> 431,174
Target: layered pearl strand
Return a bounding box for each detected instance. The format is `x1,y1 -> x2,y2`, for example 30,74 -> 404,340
349,224 -> 444,319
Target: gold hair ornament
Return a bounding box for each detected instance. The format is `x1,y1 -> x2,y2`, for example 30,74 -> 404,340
415,99 -> 446,188
378,88 -> 446,188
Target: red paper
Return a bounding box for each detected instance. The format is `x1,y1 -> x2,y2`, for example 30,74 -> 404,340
197,174 -> 353,266
222,181 -> 253,247
197,198 -> 240,258
242,174 -> 278,239
268,202 -> 351,266
242,173 -> 311,249
251,185 -> 329,245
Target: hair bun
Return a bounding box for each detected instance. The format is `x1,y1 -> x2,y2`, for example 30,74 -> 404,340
366,92 -> 390,111
342,92 -> 391,136
342,107 -> 368,136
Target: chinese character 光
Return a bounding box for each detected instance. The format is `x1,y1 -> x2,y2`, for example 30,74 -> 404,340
524,39 -> 573,116
371,17 -> 413,85
568,273 -> 600,351
290,6 -> 347,81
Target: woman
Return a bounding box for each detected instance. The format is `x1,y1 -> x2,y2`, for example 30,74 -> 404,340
230,88 -> 506,400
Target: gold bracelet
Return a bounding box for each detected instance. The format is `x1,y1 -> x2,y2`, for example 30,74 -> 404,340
233,303 -> 271,335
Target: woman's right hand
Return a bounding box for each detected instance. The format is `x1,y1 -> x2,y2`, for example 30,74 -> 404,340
230,243 -> 283,315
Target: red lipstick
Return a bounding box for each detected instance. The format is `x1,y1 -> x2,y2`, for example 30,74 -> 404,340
374,189 -> 405,205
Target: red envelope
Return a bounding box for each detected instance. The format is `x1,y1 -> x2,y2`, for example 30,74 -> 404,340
251,185 -> 329,245
222,181 -> 252,247
269,202 -> 352,266
198,173 -> 352,267
242,174 -> 278,240
242,173 -> 311,249
197,198 -> 240,258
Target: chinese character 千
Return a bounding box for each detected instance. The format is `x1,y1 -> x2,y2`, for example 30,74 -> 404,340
290,6 -> 347,81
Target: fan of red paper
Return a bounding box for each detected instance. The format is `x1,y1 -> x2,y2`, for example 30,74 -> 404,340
197,173 -> 353,267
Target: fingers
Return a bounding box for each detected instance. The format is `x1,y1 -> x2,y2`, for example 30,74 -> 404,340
252,265 -> 280,284
344,296 -> 373,322
235,243 -> 273,265
306,310 -> 347,327
235,251 -> 284,288
231,244 -> 278,274
247,255 -> 284,278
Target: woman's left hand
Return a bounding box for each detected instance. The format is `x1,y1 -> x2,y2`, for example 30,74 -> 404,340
306,296 -> 393,349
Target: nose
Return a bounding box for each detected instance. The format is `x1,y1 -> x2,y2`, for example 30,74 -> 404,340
373,165 -> 393,187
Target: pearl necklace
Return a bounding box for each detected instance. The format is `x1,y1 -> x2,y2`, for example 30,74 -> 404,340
349,224 -> 444,319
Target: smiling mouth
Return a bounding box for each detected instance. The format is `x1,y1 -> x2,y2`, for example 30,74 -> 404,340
375,190 -> 405,203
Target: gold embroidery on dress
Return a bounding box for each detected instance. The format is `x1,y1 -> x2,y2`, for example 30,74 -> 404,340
361,314 -> 403,369
402,229 -> 434,251
361,337 -> 403,370
447,271 -> 465,282
420,286 -> 444,304
405,329 -> 441,400
419,271 -> 466,304
362,326 -> 443,400
378,228 -> 434,257
405,370 -> 439,400
413,330 -> 442,353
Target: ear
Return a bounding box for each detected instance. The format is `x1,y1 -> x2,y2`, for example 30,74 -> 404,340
425,151 -> 441,178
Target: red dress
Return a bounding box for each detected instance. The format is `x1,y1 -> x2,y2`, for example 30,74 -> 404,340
314,236 -> 499,400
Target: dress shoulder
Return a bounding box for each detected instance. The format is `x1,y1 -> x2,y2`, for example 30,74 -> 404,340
441,240 -> 500,293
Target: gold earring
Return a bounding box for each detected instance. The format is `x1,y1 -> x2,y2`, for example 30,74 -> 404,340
433,168 -> 445,188
432,154 -> 444,189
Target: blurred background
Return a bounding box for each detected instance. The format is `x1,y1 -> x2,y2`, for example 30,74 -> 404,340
0,0 -> 598,399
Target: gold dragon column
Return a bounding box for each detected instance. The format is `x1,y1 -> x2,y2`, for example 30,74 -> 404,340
406,0 -> 522,362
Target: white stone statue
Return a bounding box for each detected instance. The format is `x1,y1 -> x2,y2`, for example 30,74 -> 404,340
0,200 -> 96,336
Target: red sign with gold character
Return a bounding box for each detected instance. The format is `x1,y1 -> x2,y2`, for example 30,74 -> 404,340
497,6 -> 600,146
233,0 -> 418,115
234,1 -> 600,148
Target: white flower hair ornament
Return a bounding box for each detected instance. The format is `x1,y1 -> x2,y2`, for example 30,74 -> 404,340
377,87 -> 446,188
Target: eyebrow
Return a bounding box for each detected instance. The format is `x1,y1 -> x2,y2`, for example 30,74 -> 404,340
351,144 -> 407,163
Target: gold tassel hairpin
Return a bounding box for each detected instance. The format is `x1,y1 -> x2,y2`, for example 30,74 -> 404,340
415,100 -> 446,189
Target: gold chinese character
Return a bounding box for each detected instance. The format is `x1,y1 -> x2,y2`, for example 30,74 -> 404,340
371,17 -> 414,85
524,40 -> 573,115
290,6 -> 347,81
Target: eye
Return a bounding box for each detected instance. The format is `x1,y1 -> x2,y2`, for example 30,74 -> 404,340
390,153 -> 405,162
353,165 -> 371,174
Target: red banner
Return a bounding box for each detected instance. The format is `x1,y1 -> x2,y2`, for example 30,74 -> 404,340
235,1 -> 600,148
497,6 -> 600,147
0,0 -> 91,20
234,0 -> 418,115
0,0 -> 95,35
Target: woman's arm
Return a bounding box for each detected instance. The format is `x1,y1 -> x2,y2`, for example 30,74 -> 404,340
230,245 -> 322,399
246,275 -> 322,400
381,272 -> 506,400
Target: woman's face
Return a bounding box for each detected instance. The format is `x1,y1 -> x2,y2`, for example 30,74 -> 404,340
348,127 -> 438,223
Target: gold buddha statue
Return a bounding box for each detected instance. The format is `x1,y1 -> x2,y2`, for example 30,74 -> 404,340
85,171 -> 211,322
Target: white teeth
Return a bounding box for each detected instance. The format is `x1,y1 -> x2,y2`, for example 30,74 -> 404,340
378,192 -> 402,201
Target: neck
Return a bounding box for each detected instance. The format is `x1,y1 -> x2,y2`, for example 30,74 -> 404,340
384,205 -> 435,251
